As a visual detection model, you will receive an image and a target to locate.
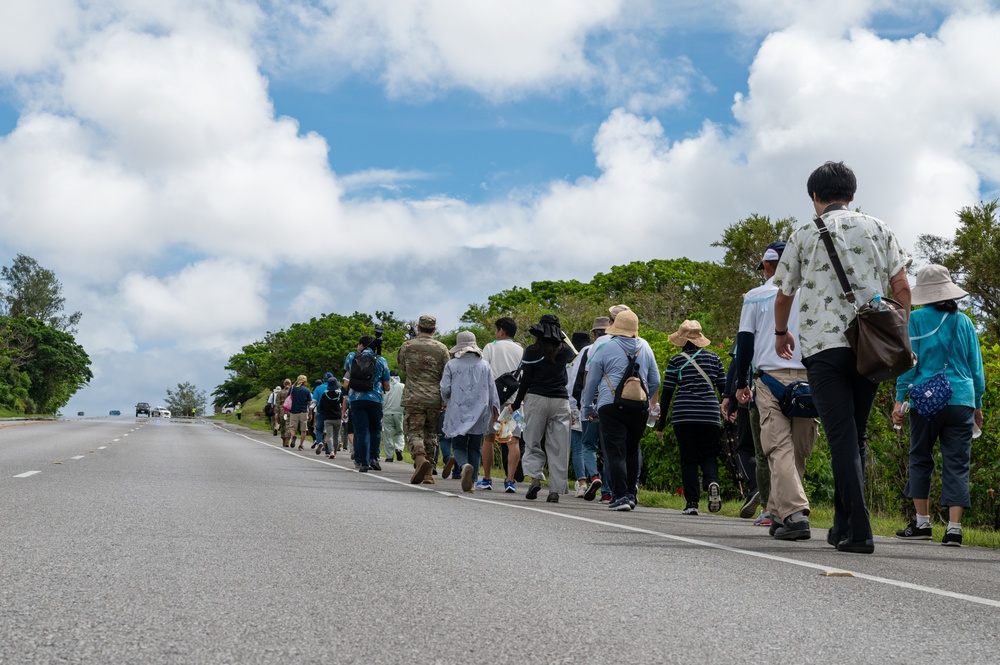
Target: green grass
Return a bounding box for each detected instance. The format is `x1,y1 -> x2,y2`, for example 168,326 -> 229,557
637,487 -> 1000,548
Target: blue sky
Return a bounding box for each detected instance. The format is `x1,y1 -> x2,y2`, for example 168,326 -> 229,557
0,0 -> 998,415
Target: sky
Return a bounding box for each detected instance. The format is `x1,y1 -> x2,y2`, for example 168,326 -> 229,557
1,0 -> 999,416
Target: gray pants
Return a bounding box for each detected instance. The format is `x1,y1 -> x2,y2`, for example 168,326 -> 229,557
521,393 -> 572,495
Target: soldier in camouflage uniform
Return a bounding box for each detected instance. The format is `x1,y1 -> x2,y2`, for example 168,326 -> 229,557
397,314 -> 451,484
277,378 -> 293,447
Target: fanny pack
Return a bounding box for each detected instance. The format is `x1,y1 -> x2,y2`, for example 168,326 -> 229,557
758,372 -> 818,419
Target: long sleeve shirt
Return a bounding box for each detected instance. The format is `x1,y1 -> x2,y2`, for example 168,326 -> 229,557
580,337 -> 660,421
894,307 -> 984,409
440,354 -> 501,438
657,345 -> 726,428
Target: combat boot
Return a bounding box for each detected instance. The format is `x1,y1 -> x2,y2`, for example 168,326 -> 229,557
411,454 -> 432,484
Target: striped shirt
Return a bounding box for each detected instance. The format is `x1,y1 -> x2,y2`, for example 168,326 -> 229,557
658,347 -> 726,427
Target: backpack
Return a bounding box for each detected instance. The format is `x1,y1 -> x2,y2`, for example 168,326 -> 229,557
495,367 -> 523,405
348,352 -> 378,392
319,387 -> 343,418
263,402 -> 275,418
604,343 -> 648,413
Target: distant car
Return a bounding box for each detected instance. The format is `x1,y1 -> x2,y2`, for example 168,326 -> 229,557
221,404 -> 235,414
109,410 -> 121,416
77,411 -> 85,416
136,402 -> 151,417
157,408 -> 171,418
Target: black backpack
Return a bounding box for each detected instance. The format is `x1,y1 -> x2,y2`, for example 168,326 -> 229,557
319,387 -> 343,418
495,367 -> 523,405
348,352 -> 378,392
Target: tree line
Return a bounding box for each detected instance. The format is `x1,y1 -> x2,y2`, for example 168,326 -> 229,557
217,201 -> 1000,527
0,254 -> 92,415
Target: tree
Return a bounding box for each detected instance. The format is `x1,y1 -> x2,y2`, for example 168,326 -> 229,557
0,254 -> 82,333
936,200 -> 1000,341
1,316 -> 93,414
165,382 -> 207,417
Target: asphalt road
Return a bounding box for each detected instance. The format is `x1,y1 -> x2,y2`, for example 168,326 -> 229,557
2,417 -> 1000,664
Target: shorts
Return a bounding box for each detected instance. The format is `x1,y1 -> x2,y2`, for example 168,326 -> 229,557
288,411 -> 309,434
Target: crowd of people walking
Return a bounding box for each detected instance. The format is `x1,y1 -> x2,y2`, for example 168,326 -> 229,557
258,162 -> 984,553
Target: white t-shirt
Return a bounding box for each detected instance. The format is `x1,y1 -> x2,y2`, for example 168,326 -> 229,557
482,338 -> 523,377
738,276 -> 804,372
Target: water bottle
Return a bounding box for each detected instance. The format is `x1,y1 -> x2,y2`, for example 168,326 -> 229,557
511,410 -> 525,428
647,404 -> 660,428
872,293 -> 888,311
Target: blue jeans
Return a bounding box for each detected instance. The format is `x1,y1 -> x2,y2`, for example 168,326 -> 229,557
314,413 -> 325,447
803,348 -> 879,543
450,433 -> 483,483
906,405 -> 974,508
437,436 -> 461,477
349,400 -> 383,466
571,422 -> 601,481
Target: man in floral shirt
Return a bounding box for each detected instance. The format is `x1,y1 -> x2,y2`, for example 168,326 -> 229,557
772,161 -> 911,554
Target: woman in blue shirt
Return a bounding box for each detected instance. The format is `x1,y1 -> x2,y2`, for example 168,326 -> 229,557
892,265 -> 985,547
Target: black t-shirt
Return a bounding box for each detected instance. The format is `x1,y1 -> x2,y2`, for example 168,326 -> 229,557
516,342 -> 575,402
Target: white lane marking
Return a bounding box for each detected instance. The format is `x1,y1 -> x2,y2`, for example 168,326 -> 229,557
112,439 -> 120,442
215,425 -> 1000,609
122,434 -> 128,437
14,471 -> 41,478
71,456 -> 85,460
98,446 -> 106,450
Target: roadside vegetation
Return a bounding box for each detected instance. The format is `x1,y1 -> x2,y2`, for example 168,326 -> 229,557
215,201 -> 1000,536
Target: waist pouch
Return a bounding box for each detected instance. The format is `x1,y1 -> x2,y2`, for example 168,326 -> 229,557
759,372 -> 819,419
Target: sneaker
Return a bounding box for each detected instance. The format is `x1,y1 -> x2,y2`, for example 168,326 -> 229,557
609,496 -> 632,511
583,477 -> 603,502
504,481 -> 517,493
769,517 -> 784,537
395,450 -> 403,461
368,459 -> 382,471
546,492 -> 559,503
475,479 -> 493,491
681,506 -> 698,516
628,495 -> 637,509
525,479 -> 541,500
942,528 -> 963,547
836,538 -> 875,554
460,464 -> 474,492
359,465 -> 370,473
895,519 -> 932,540
442,457 -> 456,479
600,494 -> 612,504
753,511 -> 772,527
575,480 -> 587,498
707,482 -> 722,513
774,518 -> 811,541
384,456 -> 393,463
315,446 -> 322,455
740,490 -> 760,519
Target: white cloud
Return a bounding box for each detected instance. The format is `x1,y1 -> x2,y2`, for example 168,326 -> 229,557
0,0 -> 79,77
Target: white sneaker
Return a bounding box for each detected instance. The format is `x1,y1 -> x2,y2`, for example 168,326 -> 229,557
575,480 -> 587,498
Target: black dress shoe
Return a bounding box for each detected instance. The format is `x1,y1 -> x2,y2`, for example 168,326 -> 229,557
827,530 -> 845,548
836,538 -> 875,554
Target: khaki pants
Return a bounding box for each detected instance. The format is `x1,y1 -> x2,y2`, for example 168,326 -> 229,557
755,369 -> 818,521
404,402 -> 440,460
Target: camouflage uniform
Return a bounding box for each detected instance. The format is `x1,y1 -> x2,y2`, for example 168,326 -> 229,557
277,386 -> 292,442
397,316 -> 451,460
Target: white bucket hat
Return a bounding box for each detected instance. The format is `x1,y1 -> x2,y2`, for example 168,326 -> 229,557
449,330 -> 482,358
910,264 -> 967,306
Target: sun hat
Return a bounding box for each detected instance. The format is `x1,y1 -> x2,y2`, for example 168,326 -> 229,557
757,241 -> 786,270
591,316 -> 610,333
668,320 -> 711,348
449,330 -> 482,357
910,264 -> 967,306
605,310 -> 639,338
608,305 -> 631,321
528,314 -> 563,341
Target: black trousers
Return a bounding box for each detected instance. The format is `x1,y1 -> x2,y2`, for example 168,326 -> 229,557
598,404 -> 646,499
802,347 -> 879,542
674,422 -> 720,507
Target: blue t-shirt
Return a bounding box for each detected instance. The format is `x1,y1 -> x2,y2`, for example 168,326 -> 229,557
344,350 -> 392,403
289,385 -> 312,414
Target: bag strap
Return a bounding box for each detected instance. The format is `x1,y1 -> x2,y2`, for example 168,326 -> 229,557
680,351 -> 713,388
813,209 -> 857,308
912,312 -> 960,371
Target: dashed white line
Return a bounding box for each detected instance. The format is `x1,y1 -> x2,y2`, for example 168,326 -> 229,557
112,439 -> 120,442
14,471 -> 41,478
98,446 -> 106,450
70,455 -> 85,460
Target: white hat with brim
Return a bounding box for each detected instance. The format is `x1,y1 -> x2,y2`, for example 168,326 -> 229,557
910,264 -> 967,306
605,310 -> 639,338
668,320 -> 711,348
450,330 -> 482,358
